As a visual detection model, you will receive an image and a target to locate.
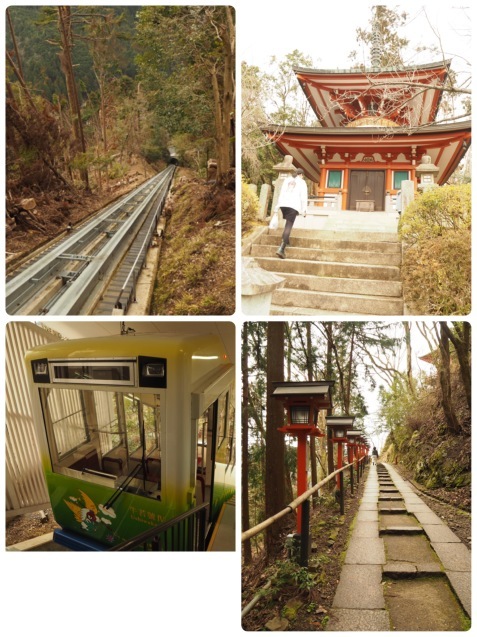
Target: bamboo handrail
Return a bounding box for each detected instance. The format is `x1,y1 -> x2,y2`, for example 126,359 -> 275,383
241,458 -> 365,543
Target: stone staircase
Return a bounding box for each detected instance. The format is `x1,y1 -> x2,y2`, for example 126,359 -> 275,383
249,225 -> 404,315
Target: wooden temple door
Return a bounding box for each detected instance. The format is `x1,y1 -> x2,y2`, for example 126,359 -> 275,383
348,170 -> 385,211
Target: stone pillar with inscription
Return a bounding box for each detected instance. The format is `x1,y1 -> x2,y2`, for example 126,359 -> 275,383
258,184 -> 271,221
400,180 -> 415,216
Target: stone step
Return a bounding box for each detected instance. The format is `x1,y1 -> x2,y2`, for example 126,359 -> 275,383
379,495 -> 404,501
281,272 -> 402,298
270,305 -> 352,316
254,256 -> 401,282
249,225 -> 403,316
383,562 -> 443,578
251,243 -> 402,266
379,527 -> 424,535
267,228 -> 399,242
379,507 -> 408,514
261,233 -> 402,254
272,287 -> 404,315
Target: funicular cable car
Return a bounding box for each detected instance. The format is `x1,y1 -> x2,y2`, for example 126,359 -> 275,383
25,332 -> 235,550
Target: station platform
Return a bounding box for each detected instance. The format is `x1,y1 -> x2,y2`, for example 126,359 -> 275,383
326,462 -> 471,631
6,532 -> 70,551
208,498 -> 236,551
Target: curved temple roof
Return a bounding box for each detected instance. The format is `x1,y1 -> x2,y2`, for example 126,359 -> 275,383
262,120 -> 471,185
294,60 -> 451,128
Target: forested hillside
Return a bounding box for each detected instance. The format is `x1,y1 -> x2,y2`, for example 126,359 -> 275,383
242,321 -> 470,630
6,6 -> 235,272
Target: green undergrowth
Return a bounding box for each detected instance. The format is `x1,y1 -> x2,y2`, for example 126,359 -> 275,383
151,169 -> 235,315
399,184 -> 471,315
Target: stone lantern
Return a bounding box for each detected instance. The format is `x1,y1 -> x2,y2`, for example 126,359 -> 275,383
241,257 -> 285,315
416,155 -> 439,192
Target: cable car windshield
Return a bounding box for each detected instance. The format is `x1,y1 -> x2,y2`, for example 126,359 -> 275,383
39,386 -> 162,492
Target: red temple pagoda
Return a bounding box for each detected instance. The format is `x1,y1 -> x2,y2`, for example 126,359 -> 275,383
262,44 -> 471,212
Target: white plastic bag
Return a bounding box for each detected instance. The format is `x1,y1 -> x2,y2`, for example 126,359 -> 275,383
269,212 -> 278,230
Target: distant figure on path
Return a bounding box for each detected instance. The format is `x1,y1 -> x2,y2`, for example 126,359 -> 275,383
275,168 -> 308,259
371,446 -> 378,465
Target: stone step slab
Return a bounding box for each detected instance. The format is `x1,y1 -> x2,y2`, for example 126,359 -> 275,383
260,233 -> 402,254
379,495 -> 404,501
379,507 -> 408,514
276,272 -> 402,298
267,228 -> 399,242
251,243 -> 402,266
254,256 -> 401,282
379,526 -> 424,535
272,287 -> 404,315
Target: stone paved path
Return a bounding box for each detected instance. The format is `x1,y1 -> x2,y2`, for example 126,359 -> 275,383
326,462 -> 471,631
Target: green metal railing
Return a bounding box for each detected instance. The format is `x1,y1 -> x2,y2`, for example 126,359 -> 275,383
110,502 -> 208,551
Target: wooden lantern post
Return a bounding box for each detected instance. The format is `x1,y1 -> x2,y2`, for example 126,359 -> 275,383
272,381 -> 334,534
326,416 -> 355,515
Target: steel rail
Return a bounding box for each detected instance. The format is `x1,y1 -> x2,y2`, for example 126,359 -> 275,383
111,166 -> 175,312
6,173 -> 158,313
46,167 -> 175,315
6,168 -> 172,315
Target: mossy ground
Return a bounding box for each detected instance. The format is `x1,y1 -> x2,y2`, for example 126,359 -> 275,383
241,477 -> 366,632
151,168 -> 235,315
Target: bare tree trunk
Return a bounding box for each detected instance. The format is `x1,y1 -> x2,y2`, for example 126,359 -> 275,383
57,6 -> 89,190
404,322 -> 415,394
305,323 -> 319,507
242,323 -> 252,563
265,322 -> 286,563
437,323 -> 461,434
209,6 -> 234,177
324,322 -> 335,477
344,325 -> 355,413
441,322 -> 471,412
5,51 -> 38,113
6,8 -> 24,80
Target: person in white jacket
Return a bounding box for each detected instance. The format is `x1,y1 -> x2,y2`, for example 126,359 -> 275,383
275,168 -> 308,259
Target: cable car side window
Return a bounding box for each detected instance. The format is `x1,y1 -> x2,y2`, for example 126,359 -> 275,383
94,391 -> 123,457
44,388 -> 89,459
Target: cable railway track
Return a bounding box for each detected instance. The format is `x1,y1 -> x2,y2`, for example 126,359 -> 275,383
6,165 -> 175,316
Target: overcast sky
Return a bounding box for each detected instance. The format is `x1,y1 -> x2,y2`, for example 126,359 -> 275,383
239,3 -> 472,78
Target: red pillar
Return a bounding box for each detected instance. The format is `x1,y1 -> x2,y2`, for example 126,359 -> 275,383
337,441 -> 343,491
296,433 -> 308,534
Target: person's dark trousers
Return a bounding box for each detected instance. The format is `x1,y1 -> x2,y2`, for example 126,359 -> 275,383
280,207 -> 298,244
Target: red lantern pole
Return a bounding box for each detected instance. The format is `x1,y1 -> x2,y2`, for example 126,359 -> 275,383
272,381 -> 335,539
348,441 -> 354,494
296,432 -> 308,534
336,439 -> 344,514
337,440 -> 343,487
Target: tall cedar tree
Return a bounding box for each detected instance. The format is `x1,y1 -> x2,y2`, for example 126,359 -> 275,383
265,322 -> 287,562
242,322 -> 252,563
57,6 -> 89,190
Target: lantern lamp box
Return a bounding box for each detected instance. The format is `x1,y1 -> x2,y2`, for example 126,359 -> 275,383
272,381 -> 334,435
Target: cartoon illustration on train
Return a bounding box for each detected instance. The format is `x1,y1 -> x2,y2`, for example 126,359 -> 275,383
25,331 -> 235,550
